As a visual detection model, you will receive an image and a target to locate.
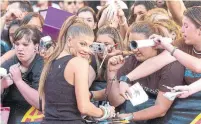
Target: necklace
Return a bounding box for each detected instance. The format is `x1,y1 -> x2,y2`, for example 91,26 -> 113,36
193,47 -> 201,55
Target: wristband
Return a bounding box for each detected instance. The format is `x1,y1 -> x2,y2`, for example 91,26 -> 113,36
119,75 -> 131,84
95,106 -> 108,121
170,47 -> 178,56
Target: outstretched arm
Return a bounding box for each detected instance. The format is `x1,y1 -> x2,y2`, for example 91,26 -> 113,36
162,43 -> 201,73
127,51 -> 176,81
166,0 -> 186,26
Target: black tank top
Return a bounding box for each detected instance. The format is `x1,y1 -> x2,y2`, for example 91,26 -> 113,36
42,55 -> 86,124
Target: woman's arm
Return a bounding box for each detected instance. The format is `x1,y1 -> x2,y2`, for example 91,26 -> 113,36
126,50 -> 176,81
174,78 -> 201,98
15,80 -> 40,109
0,49 -> 15,65
132,61 -> 185,120
107,71 -> 126,107
91,89 -> 106,101
166,0 -> 186,26
132,91 -> 173,121
72,57 -> 104,117
118,9 -> 128,39
163,43 -> 201,73
98,8 -> 108,28
9,64 -> 40,109
188,79 -> 201,95
118,92 -> 174,121
88,65 -> 96,87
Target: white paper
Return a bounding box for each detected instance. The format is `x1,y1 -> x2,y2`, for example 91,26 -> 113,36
163,92 -> 183,101
0,67 -> 7,77
126,82 -> 148,106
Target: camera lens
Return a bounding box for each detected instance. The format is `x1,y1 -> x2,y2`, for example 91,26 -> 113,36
98,47 -> 102,51
130,41 -> 137,49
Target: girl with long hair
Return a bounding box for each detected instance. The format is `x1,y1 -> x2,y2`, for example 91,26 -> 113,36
39,16 -> 115,124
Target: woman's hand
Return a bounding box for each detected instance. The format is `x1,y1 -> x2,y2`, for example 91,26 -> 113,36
106,105 -> 116,119
119,81 -> 131,100
9,63 -> 23,84
106,45 -> 123,58
95,105 -> 116,121
3,9 -> 24,24
149,34 -> 173,49
1,75 -> 13,89
173,85 -> 193,98
108,55 -> 125,72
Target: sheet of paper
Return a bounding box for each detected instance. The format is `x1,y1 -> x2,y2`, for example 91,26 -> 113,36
126,82 -> 148,106
163,92 -> 183,101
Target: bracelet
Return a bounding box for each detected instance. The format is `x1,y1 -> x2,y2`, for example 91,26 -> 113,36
95,106 -> 108,121
170,47 -> 178,56
119,75 -> 131,84
108,75 -> 117,82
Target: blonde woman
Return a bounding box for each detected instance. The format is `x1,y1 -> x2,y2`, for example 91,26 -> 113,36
39,16 -> 115,124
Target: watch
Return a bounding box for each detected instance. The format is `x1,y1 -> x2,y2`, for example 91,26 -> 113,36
119,76 -> 131,84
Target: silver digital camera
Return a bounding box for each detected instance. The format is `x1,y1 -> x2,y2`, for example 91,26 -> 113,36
90,42 -> 106,54
39,36 -> 53,52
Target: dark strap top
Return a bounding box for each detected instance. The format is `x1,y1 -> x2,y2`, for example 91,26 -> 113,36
43,55 -> 84,122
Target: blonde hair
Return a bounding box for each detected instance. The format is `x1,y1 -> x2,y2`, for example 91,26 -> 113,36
143,8 -> 170,22
139,8 -> 181,41
39,15 -> 94,97
153,19 -> 182,40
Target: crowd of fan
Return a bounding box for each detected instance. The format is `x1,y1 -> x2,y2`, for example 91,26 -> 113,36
1,0 -> 201,124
